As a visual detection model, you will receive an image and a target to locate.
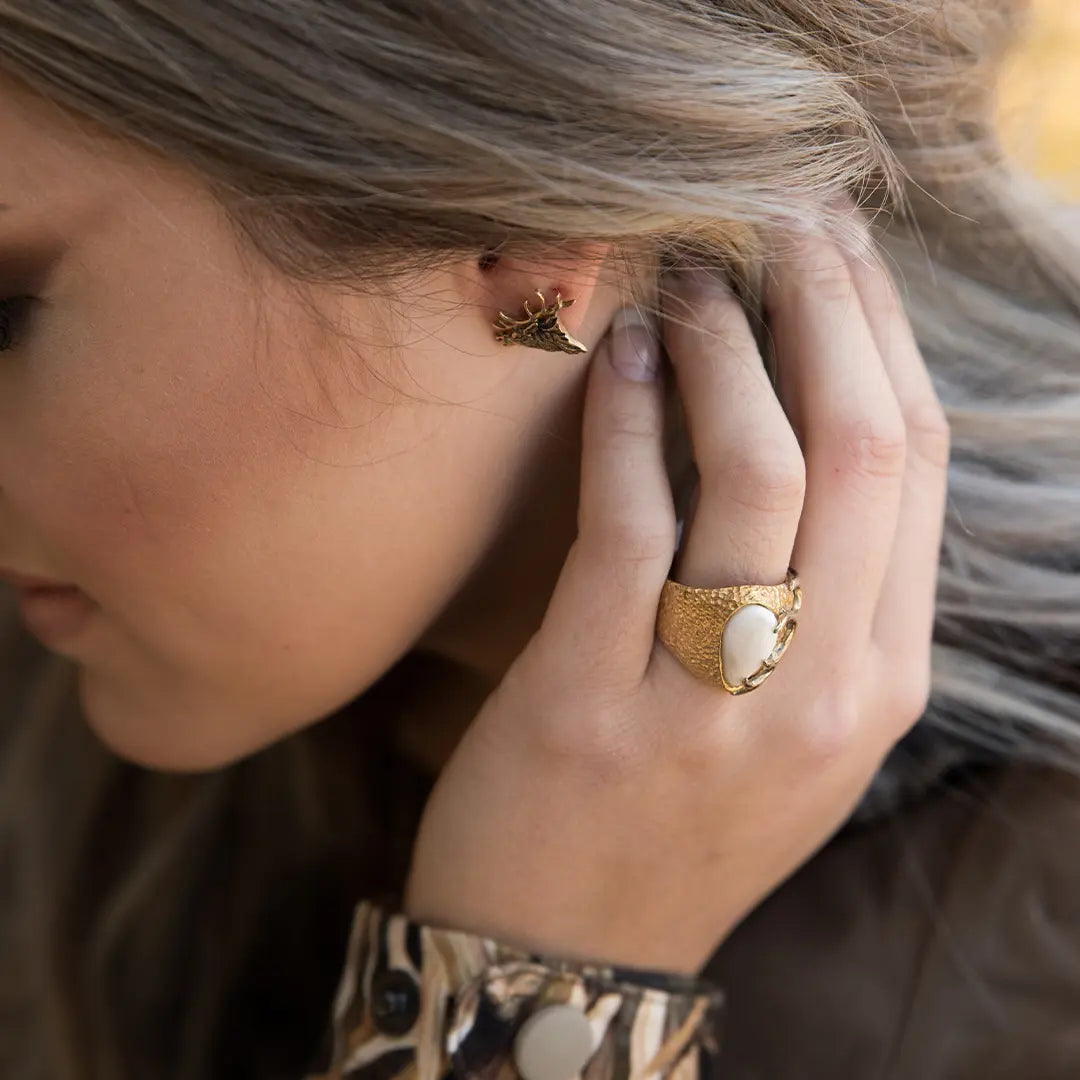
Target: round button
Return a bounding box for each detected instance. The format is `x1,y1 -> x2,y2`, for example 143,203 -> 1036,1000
370,968 -> 420,1037
512,1003 -> 595,1080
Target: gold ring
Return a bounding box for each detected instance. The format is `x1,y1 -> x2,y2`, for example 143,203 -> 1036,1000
655,568 -> 802,694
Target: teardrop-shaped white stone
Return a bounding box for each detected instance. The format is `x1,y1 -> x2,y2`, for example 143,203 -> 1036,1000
721,604 -> 779,686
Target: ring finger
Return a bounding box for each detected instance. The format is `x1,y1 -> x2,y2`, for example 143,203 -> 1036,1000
767,230 -> 908,676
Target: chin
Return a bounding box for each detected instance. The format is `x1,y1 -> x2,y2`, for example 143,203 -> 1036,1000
76,665 -> 284,774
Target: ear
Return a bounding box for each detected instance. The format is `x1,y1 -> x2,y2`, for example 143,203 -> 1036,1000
474,241 -> 613,354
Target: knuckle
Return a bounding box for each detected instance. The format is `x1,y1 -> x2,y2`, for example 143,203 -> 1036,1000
696,294 -> 752,344
834,416 -> 907,481
604,404 -> 658,443
512,700 -> 639,777
884,672 -> 934,737
511,637 -> 631,733
904,398 -> 952,471
720,449 -> 806,514
806,257 -> 856,306
796,692 -> 862,765
598,514 -> 676,566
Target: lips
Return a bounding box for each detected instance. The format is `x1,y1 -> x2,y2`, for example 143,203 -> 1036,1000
0,567 -> 77,590
15,584 -> 97,645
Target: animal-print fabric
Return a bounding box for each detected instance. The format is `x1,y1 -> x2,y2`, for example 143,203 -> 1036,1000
304,899 -> 726,1080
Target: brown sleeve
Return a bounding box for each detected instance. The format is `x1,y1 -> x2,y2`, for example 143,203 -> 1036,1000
704,763 -> 1080,1079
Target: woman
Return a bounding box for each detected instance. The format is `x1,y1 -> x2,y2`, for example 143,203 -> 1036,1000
0,2 -> 1077,1078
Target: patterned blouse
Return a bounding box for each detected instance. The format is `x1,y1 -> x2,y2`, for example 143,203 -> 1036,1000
301,899 -> 727,1080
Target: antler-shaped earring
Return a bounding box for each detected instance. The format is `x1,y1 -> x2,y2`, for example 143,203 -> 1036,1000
492,290 -> 588,354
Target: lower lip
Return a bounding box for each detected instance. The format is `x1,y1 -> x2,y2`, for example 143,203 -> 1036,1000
16,585 -> 97,644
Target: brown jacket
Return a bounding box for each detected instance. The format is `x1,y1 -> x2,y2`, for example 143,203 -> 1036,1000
704,763 -> 1080,1078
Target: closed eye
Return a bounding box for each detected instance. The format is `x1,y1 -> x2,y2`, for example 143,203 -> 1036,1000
0,297 -> 36,352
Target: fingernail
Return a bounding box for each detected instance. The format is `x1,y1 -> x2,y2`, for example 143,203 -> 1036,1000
609,307 -> 660,381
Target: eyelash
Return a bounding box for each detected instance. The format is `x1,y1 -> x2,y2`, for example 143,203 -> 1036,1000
0,296 -> 35,353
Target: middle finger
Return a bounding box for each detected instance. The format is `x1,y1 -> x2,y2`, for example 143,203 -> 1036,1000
660,269 -> 805,593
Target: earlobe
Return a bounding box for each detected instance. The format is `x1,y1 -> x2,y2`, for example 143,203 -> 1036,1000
476,240 -> 613,355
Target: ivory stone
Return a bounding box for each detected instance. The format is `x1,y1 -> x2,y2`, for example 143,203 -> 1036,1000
721,604 -> 779,685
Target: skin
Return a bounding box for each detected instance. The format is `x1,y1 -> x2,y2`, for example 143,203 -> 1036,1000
0,75 -> 954,976
404,223 -> 952,971
0,75 -> 636,771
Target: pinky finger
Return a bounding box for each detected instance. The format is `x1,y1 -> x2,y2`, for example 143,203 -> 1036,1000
540,308 -> 676,686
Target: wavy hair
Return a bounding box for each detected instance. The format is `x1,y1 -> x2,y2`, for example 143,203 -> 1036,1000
0,1 -> 1078,1077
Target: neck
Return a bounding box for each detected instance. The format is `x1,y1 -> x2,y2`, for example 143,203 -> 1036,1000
404,288 -> 691,777
416,381 -> 586,689
396,373 -> 584,775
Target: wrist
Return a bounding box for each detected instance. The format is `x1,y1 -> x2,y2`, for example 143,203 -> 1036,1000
403,878 -> 721,976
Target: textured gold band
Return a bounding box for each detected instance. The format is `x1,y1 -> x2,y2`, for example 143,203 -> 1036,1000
655,567 -> 802,694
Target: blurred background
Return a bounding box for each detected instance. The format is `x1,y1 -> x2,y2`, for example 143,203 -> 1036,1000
998,0 -> 1080,198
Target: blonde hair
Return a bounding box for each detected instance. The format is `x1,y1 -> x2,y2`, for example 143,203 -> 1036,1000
0,1 -> 1078,1076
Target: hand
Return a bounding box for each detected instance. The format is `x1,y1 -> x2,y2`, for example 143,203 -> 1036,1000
403,204 -> 951,975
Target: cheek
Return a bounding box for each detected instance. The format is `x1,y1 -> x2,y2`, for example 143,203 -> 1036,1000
3,295 -> 531,765
0,216 -> 562,767
7,350 -> 424,765
24,335 -> 272,600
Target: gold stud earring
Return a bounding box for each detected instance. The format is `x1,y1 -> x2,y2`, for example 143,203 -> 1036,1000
492,289 -> 588,354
